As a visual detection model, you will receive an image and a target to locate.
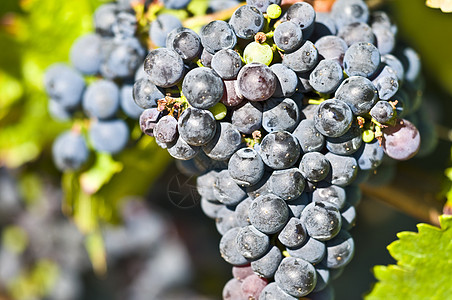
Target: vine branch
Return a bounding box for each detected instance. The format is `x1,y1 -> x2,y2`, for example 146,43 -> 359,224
361,165 -> 444,226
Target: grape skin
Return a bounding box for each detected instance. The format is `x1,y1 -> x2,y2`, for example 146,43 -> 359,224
200,20 -> 237,54
237,63 -> 277,102
314,99 -> 353,138
282,41 -> 318,73
182,67 -> 224,109
382,118 -> 420,160
144,48 -> 184,88
229,5 -> 264,40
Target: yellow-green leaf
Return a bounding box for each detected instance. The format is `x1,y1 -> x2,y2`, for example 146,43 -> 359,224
366,215 -> 452,299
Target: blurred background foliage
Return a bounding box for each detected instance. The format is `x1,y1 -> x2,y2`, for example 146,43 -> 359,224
0,0 -> 452,299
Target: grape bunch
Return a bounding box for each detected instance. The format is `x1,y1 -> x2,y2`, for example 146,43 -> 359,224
133,0 -> 436,299
43,0 -> 238,171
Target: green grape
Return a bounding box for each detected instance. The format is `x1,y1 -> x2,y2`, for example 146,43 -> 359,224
209,102 -> 227,120
243,42 -> 273,66
267,4 -> 282,19
363,129 -> 375,143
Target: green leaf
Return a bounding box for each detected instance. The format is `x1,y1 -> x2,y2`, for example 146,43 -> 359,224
366,215 -> 452,299
80,152 -> 123,195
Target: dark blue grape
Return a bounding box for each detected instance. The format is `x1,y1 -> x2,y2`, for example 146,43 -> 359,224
311,12 -> 337,41
381,54 -> 405,81
314,99 -> 353,138
236,225 -> 270,259
353,140 -> 384,170
274,21 -> 303,52
262,97 -> 300,133
268,168 -> 305,201
372,66 -> 399,100
178,107 -> 216,146
298,72 -> 314,93
219,228 -> 249,266
259,131 -> 301,170
287,236 -> 326,264
216,205 -> 238,235
100,37 -> 145,79
246,172 -> 272,200
200,20 -> 237,54
144,48 -> 185,88
232,101 -> 263,134
309,59 -> 344,94
44,64 -> 85,109
331,0 -> 369,29
214,170 -> 247,206
89,119 -> 129,154
112,11 -> 137,38
119,84 -> 144,119
162,0 -> 191,9
325,152 -> 358,186
52,131 -> 89,171
274,257 -> 317,297
270,64 -> 298,98
287,193 -> 310,218
251,246 -> 282,279
235,197 -> 252,227
278,217 -> 307,248
70,34 -> 102,75
313,264 -> 330,292
229,5 -> 264,40
249,194 -> 289,234
301,202 -> 341,241
372,24 -> 395,55
94,3 -> 116,36
166,27 -> 202,61
182,67 -> 223,109
211,49 -> 242,79
228,148 -> 264,187
300,152 -> 330,183
149,14 -> 182,47
259,282 -> 298,300
201,198 -> 223,219
292,119 -> 325,153
210,0 -> 240,11
282,41 -> 318,73
197,170 -> 218,201
167,136 -> 200,160
325,230 -> 354,269
315,36 -> 348,66
154,115 -> 178,143
48,99 -> 73,121
335,76 -> 378,115
338,22 -> 375,46
343,42 -> 381,78
325,123 -> 362,155
285,2 -> 316,29
132,77 -> 165,109
312,184 -> 346,210
83,79 -> 120,119
203,122 -> 242,161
